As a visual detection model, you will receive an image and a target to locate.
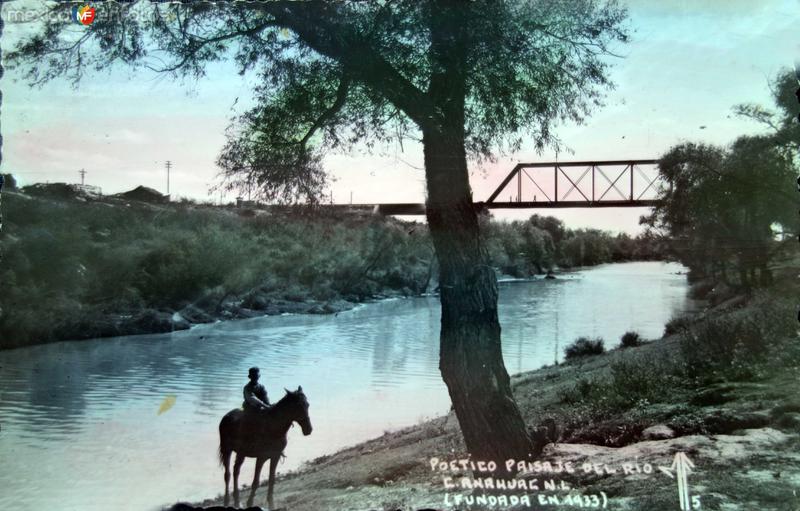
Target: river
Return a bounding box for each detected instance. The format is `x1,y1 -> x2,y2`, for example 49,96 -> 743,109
0,261 -> 693,510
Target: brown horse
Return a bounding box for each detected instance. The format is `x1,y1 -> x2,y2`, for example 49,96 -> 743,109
218,386 -> 312,509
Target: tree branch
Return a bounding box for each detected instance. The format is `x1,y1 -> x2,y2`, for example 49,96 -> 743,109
145,20 -> 281,73
299,75 -> 351,148
258,2 -> 440,131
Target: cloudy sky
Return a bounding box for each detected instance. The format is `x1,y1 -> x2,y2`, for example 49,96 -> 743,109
2,0 -> 799,233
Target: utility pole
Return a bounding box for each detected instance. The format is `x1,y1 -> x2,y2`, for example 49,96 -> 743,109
165,160 -> 172,196
79,168 -> 86,186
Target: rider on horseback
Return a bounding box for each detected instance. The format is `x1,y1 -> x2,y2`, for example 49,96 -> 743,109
242,366 -> 271,412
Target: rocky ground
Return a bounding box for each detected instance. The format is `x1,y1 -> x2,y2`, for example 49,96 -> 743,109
60,290 -> 366,341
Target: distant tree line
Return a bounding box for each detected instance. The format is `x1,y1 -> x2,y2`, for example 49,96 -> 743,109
0,188 -> 660,349
7,0 -> 634,460
642,70 -> 798,288
482,213 -> 663,277
0,193 -> 432,349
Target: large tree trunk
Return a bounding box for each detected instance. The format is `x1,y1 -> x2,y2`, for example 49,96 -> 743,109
423,128 -> 538,469
419,1 -> 538,470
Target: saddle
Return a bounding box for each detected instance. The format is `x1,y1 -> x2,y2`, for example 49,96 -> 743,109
237,406 -> 281,438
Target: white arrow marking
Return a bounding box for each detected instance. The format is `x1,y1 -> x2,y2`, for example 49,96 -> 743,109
671,452 -> 694,510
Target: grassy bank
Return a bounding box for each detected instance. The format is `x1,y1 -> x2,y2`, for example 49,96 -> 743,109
0,188 -> 434,349
185,278 -> 799,511
0,184 -> 660,349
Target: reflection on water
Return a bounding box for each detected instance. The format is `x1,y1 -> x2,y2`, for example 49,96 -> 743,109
0,262 -> 691,510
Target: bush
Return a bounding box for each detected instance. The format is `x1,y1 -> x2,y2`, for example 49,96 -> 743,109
664,315 -> 693,336
565,337 -> 605,359
620,331 -> 642,348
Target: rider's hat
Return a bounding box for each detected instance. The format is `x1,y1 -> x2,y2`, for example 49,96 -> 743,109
248,367 -> 260,378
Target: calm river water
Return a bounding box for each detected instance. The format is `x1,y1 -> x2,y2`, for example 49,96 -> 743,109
0,261 -> 692,510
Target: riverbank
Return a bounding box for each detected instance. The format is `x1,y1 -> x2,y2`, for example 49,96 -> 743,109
0,184 -> 661,350
185,280 -> 799,511
0,187 -> 434,349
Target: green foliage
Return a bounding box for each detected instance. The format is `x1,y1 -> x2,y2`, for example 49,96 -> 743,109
0,194 -> 433,348
664,315 -> 694,336
559,354 -> 684,414
1,174 -> 17,190
480,213 -> 661,276
559,229 -> 612,267
8,1 -> 629,200
680,294 -> 798,381
135,225 -> 263,305
562,291 -> 799,419
1,192 -> 661,348
734,69 -> 800,157
481,217 -> 556,276
564,337 -> 605,360
643,70 -> 798,288
620,331 -> 642,348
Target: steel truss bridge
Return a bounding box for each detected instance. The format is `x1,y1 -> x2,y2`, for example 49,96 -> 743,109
332,159 -> 663,215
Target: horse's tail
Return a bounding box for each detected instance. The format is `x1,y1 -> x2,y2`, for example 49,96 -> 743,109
218,435 -> 226,467
218,410 -> 235,466
218,441 -> 228,467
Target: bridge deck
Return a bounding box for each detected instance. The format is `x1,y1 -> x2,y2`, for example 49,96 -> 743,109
330,199 -> 660,216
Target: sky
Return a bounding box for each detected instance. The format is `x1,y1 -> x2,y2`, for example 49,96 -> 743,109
2,0 -> 799,234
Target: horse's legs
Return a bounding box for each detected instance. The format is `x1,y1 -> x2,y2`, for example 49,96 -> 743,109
247,457 -> 266,508
267,454 -> 279,510
232,452 -> 245,508
222,449 -> 232,506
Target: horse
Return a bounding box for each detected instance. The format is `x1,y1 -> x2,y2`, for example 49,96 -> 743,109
218,386 -> 312,509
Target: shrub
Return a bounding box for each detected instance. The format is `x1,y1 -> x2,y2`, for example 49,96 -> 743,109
565,337 -> 605,359
558,377 -> 593,405
620,331 -> 642,348
664,315 -> 693,336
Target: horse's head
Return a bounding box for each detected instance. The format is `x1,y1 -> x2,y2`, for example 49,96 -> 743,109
283,386 -> 312,436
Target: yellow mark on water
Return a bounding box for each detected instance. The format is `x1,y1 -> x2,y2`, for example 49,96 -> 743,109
158,395 -> 177,415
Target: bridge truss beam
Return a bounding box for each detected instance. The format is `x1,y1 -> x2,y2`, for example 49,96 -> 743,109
326,159 -> 663,216
485,159 -> 660,206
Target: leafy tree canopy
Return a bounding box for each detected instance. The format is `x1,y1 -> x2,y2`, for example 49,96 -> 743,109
734,69 -> 800,156
9,0 -> 629,203
9,0 -> 631,463
643,72 -> 797,286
